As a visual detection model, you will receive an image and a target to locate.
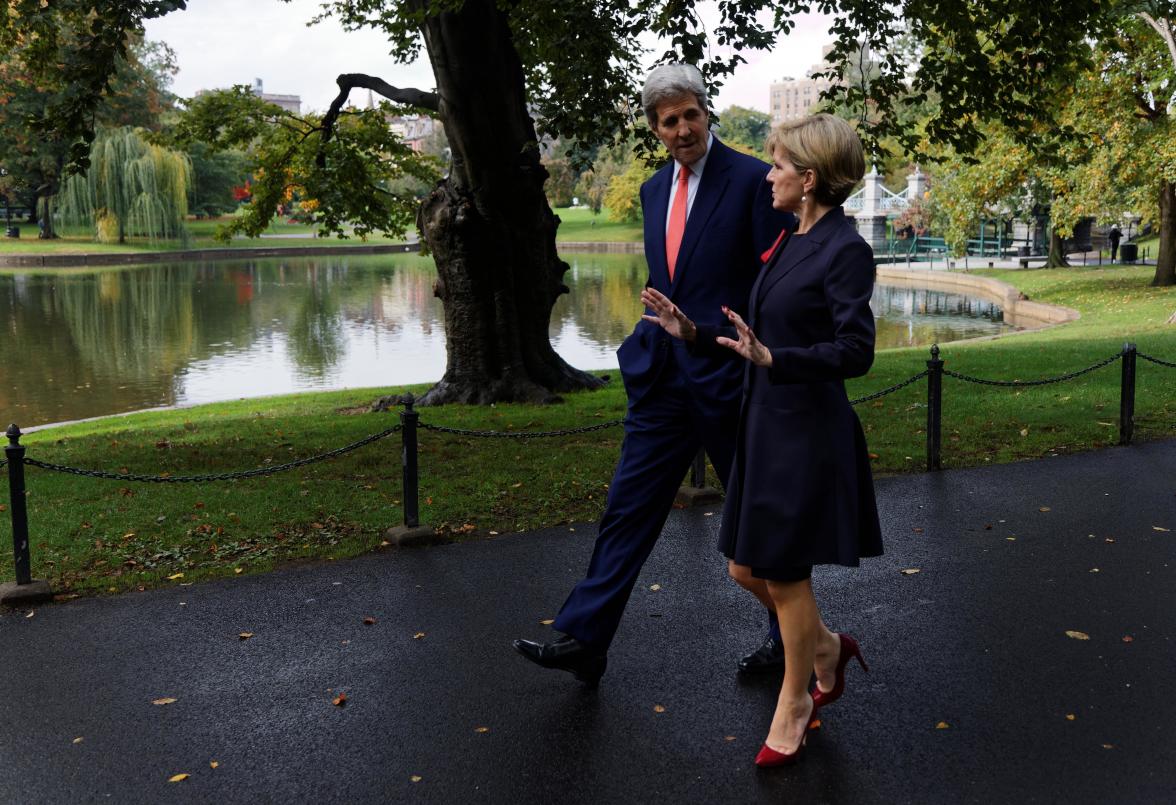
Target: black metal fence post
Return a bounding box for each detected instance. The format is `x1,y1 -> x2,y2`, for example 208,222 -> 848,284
5,424 -> 31,585
400,395 -> 421,528
1119,343 -> 1136,445
926,345 -> 943,471
690,448 -> 706,489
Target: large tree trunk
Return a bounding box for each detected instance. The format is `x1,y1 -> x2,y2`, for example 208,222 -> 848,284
1046,228 -> 1069,268
1152,179 -> 1175,287
35,192 -> 57,239
413,0 -> 605,405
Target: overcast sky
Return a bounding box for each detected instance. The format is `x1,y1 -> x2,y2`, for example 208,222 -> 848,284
143,0 -> 837,115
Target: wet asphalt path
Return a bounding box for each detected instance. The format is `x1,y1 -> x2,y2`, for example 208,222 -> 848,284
1,440 -> 1174,804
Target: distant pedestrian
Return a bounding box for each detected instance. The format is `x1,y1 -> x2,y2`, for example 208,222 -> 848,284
1108,225 -> 1122,262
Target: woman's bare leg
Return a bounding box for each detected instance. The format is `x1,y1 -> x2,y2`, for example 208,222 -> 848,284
764,577 -> 819,752
728,560 -> 773,612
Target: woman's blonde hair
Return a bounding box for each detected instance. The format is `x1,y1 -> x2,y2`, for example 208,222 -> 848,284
764,114 -> 865,207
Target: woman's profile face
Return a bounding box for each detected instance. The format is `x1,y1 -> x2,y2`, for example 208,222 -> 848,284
766,148 -> 811,212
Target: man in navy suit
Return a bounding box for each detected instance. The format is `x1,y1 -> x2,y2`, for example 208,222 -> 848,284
513,64 -> 791,686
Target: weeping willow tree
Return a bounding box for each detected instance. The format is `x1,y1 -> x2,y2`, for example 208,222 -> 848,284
57,127 -> 192,244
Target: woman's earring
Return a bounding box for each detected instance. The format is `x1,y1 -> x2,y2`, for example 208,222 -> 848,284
801,193 -> 807,203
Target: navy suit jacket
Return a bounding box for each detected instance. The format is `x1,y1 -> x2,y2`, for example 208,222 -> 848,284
617,138 -> 791,419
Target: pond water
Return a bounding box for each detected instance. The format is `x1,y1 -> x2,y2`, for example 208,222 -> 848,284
0,253 -> 1011,427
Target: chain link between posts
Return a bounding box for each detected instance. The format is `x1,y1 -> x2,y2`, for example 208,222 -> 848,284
21,425 -> 402,483
1139,351 -> 1176,369
849,370 -> 929,405
943,353 -> 1122,387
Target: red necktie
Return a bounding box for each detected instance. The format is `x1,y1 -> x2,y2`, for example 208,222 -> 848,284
666,165 -> 691,281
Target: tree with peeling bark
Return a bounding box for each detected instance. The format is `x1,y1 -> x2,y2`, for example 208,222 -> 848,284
12,0 -> 1140,402
1089,7 -> 1176,287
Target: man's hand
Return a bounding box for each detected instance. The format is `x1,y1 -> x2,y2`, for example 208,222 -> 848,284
715,306 -> 773,367
640,288 -> 696,342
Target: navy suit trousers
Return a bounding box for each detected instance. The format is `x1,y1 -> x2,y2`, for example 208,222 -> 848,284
553,359 -> 739,650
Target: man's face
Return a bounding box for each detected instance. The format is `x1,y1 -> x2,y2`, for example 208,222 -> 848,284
653,94 -> 709,166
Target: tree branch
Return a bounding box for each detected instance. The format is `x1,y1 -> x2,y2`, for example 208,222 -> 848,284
1137,13 -> 1176,73
318,73 -> 440,167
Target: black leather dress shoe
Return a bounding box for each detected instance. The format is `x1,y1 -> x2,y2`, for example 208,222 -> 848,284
737,634 -> 785,674
512,634 -> 607,688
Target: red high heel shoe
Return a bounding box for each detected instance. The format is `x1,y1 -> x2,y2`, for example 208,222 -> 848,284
811,633 -> 868,708
755,696 -> 818,768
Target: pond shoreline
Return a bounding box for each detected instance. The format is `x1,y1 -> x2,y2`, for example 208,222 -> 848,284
0,241 -> 421,268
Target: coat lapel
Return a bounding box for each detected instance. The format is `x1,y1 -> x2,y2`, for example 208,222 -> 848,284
756,207 -> 848,302
646,165 -> 672,288
669,139 -> 732,298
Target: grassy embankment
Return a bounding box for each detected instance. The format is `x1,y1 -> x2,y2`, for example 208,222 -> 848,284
0,262 -> 1172,599
0,219 -> 408,256
0,207 -> 636,256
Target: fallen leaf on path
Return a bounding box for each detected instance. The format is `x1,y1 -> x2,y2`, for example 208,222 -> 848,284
1019,428 -> 1029,437
474,726 -> 490,733
413,632 -> 426,639
1065,630 -> 1091,641
363,617 -> 376,625
1066,714 -> 1076,721
234,568 -> 243,574
332,692 -> 347,706
72,737 -> 84,744
410,775 -> 423,783
152,697 -> 178,706
1102,744 -> 1114,750
168,774 -> 189,783
649,584 -> 661,591
540,619 -> 554,625
724,736 -> 736,742
900,568 -> 921,575
912,527 -> 924,533
1122,635 -> 1134,643
238,632 -> 254,640
653,705 -> 666,713
1154,526 -> 1171,532
25,611 -> 34,619
1090,568 -> 1100,573
936,722 -> 950,729
210,761 -> 219,769
1039,507 -> 1051,512
166,573 -> 184,581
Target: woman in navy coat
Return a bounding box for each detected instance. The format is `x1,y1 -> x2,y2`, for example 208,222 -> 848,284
642,113 -> 883,767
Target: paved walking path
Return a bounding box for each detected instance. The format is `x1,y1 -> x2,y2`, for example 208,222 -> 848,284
2,440 -> 1174,804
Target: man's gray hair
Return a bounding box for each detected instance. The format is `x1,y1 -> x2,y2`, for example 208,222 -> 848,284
641,64 -> 708,127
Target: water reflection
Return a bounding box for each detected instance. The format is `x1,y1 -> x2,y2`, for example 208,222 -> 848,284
869,284 -> 1010,349
0,254 -> 1009,426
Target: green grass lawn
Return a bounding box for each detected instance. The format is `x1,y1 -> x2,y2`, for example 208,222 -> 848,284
554,207 -> 643,242
0,264 -> 1172,598
0,218 -> 412,256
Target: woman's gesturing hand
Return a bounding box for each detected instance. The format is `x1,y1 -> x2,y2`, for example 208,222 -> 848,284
640,288 -> 696,342
716,305 -> 773,367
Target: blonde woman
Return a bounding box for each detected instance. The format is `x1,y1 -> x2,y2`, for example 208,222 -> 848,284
642,113 -> 882,767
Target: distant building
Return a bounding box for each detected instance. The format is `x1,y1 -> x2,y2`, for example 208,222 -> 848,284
386,114 -> 438,153
250,78 -> 300,114
193,78 -> 301,114
769,43 -> 873,123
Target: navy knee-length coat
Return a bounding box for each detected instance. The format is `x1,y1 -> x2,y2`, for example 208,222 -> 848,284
701,207 -> 884,570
